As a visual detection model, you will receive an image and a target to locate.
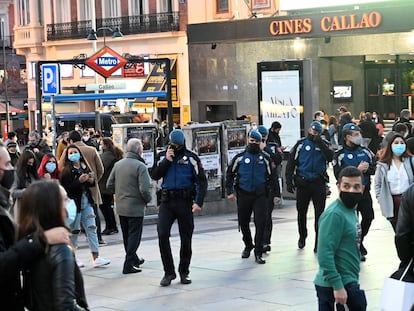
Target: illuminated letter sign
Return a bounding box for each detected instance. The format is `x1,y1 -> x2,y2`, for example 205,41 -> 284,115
85,46 -> 128,78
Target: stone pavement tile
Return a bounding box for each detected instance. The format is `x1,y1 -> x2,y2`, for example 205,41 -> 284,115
77,182 -> 400,311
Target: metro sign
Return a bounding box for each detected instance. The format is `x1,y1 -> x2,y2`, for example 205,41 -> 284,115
85,46 -> 128,78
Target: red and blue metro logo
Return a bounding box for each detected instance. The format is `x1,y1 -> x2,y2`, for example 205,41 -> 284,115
85,46 -> 128,78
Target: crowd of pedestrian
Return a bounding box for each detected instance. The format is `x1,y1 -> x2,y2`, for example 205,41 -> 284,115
3,107 -> 414,310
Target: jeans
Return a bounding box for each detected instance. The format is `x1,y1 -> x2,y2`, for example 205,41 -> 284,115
119,216 -> 143,270
70,193 -> 99,254
315,283 -> 367,311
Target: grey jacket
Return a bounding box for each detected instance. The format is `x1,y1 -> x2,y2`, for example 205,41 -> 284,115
374,157 -> 414,218
106,152 -> 151,217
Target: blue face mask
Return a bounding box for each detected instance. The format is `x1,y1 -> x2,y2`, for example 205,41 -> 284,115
391,144 -> 406,156
45,162 -> 56,173
68,152 -> 81,163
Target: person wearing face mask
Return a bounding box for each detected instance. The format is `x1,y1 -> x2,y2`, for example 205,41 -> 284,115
60,144 -> 110,268
226,130 -> 278,265
151,129 -> 207,286
333,123 -> 376,261
0,142 -> 71,311
314,166 -> 367,311
374,133 -> 413,231
285,121 -> 334,252
37,153 -> 60,180
10,150 -> 39,221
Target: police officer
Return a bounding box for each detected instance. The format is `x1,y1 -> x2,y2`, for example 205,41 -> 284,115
257,125 -> 282,252
150,129 -> 207,286
226,130 -> 277,264
333,123 -> 376,261
285,121 -> 333,252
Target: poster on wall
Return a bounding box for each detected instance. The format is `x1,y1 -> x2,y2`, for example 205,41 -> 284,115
259,69 -> 301,151
226,126 -> 247,163
194,130 -> 221,191
126,127 -> 154,168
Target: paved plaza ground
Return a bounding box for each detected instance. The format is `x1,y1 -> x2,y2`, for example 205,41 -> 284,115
75,179 -> 399,311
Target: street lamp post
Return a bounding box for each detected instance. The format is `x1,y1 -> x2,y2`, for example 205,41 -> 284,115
86,26 -> 123,132
1,19 -> 9,133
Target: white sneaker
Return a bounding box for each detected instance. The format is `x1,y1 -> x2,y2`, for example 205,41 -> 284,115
93,256 -> 111,268
76,257 -> 85,268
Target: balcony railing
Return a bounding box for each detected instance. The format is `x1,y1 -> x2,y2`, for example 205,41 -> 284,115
47,12 -> 180,41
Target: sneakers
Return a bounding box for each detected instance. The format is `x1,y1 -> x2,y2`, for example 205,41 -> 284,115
76,257 -> 85,268
93,256 -> 111,268
98,239 -> 107,246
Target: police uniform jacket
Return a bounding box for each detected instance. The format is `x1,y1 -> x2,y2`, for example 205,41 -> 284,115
150,148 -> 207,207
226,149 -> 277,195
333,144 -> 376,187
285,135 -> 333,187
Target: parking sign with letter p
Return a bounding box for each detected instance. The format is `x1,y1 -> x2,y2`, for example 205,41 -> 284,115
42,64 -> 60,95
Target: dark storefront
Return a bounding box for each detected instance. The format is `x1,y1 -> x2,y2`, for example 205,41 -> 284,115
187,2 -> 414,126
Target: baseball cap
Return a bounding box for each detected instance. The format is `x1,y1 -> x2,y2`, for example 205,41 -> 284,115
310,121 -> 323,133
343,123 -> 361,131
169,129 -> 185,145
337,106 -> 348,113
249,130 -> 262,142
257,125 -> 269,136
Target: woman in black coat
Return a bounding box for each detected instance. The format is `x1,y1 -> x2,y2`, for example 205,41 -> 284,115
18,180 -> 89,311
99,137 -> 123,235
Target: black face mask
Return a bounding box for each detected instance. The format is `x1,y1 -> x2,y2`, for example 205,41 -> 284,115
340,191 -> 363,209
247,143 -> 260,154
1,169 -> 15,190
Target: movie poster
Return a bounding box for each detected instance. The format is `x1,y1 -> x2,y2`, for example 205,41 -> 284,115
126,127 -> 154,167
227,126 -> 247,163
194,130 -> 221,191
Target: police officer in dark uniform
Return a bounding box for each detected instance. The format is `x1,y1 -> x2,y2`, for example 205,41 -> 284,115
257,125 -> 282,253
150,129 -> 207,286
285,121 -> 333,252
226,130 -> 277,264
333,123 -> 376,261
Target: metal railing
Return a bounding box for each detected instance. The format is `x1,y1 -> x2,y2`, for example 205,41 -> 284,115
47,12 -> 180,41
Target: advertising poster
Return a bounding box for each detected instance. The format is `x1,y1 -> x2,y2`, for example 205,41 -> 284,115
126,127 -> 154,167
260,70 -> 301,151
195,130 -> 221,191
227,126 -> 247,163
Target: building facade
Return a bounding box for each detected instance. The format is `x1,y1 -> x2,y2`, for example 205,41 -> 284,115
187,1 -> 414,131
13,0 -> 189,131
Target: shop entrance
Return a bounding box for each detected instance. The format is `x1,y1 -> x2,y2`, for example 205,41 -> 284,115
365,54 -> 414,120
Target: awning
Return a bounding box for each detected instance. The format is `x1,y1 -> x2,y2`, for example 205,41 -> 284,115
0,103 -> 25,114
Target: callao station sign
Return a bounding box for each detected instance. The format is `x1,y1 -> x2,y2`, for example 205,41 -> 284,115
85,46 -> 128,78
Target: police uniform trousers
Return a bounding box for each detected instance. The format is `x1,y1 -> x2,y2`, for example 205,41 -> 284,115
237,190 -> 267,255
296,178 -> 326,245
263,193 -> 275,246
157,197 -> 194,275
356,187 -> 374,241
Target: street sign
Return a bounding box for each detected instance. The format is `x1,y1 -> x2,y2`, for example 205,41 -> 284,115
85,46 -> 128,78
42,64 -> 60,95
85,82 -> 126,91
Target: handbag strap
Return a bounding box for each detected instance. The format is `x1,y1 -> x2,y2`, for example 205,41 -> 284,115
399,258 -> 414,281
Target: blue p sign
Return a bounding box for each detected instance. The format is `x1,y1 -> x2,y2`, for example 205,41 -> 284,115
42,64 -> 60,95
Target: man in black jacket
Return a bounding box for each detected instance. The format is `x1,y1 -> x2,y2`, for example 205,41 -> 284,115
0,142 -> 70,310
